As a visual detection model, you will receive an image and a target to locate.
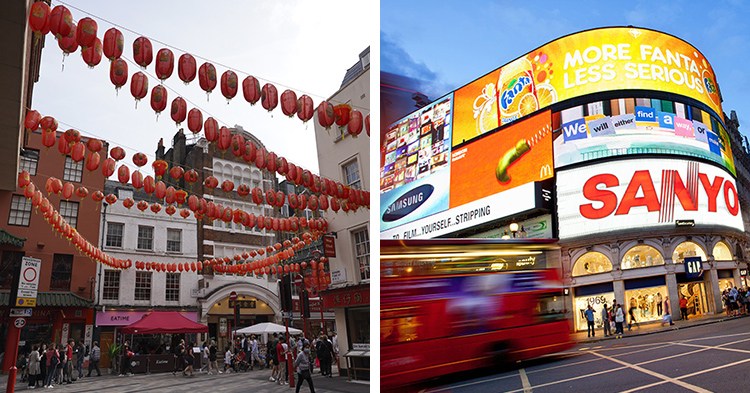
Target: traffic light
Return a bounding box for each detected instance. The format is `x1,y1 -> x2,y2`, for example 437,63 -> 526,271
301,290 -> 311,319
279,275 -> 292,312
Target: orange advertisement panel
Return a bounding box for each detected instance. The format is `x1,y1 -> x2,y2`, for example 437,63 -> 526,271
451,27 -> 722,147
449,110 -> 552,208
452,69 -> 500,146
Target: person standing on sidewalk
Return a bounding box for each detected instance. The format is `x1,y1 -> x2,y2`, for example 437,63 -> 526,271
87,341 -> 101,377
75,339 -> 86,380
199,340 -> 210,373
294,342 -> 315,393
614,304 -> 625,337
584,305 -> 595,337
27,344 -> 41,389
44,344 -> 60,388
277,337 -> 288,385
250,335 -> 260,370
680,296 -> 689,320
601,304 -> 611,337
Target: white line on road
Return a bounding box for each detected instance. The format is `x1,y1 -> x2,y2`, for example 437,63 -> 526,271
591,351 -> 712,393
504,366 -> 628,393
519,368 -> 532,393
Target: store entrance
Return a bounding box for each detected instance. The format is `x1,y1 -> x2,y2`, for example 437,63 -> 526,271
679,282 -> 708,317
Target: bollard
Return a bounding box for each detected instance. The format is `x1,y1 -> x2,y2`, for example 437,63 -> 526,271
7,365 -> 17,393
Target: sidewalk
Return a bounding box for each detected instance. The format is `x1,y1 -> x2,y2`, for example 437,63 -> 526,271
572,312 -> 746,343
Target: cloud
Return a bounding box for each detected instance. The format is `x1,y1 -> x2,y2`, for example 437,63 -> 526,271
380,32 -> 451,99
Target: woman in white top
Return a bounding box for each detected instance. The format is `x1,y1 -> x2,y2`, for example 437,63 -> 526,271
615,304 -> 625,336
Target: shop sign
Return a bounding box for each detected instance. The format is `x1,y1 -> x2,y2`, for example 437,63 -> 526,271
740,269 -> 748,277
331,269 -> 347,285
95,310 -> 198,326
323,235 -> 336,258
219,318 -> 227,337
321,286 -> 370,308
229,300 -> 257,309
292,298 -> 332,314
61,323 -> 69,344
685,256 -> 704,278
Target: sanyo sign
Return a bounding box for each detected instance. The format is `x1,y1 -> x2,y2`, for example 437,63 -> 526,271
557,158 -> 744,239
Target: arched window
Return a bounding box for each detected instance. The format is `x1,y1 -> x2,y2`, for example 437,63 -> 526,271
572,252 -> 613,276
622,245 -> 664,269
713,242 -> 733,261
672,241 -> 707,264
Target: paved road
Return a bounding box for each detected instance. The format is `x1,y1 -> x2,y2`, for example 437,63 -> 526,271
402,316 -> 750,393
1,366 -> 370,393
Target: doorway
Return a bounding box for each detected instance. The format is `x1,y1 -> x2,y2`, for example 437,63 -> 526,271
679,282 -> 708,317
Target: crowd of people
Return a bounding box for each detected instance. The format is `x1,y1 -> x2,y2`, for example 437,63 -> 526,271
583,296 -> 678,339
20,339 -> 98,389
722,286 -> 750,317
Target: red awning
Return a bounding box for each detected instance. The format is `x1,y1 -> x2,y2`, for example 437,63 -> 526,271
120,311 -> 207,334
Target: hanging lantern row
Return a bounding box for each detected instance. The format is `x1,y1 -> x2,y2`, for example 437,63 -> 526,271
28,2 -> 369,137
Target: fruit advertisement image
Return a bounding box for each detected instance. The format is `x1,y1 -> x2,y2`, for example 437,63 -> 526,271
449,110 -> 553,209
452,69 -> 501,146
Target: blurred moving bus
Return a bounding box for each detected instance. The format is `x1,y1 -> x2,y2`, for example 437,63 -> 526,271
381,239 -> 573,387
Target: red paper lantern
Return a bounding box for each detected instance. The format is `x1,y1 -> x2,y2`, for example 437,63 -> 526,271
221,180 -> 234,194
133,36 -> 153,67
49,5 -> 72,39
178,53 -> 197,83
237,184 -> 250,198
165,186 -> 177,204
330,198 -> 340,213
220,70 -> 238,100
150,203 -> 162,214
318,195 -> 329,211
266,152 -> 277,172
261,83 -> 278,111
137,200 -> 148,212
254,148 -> 267,170
64,129 -> 81,145
61,182 -> 74,200
333,104 -> 351,126
348,110 -> 363,137
288,193 -> 298,209
130,71 -> 149,104
155,48 -> 174,81
155,181 -> 166,200
204,117 -> 219,142
24,110 -> 41,132
365,114 -> 370,136
242,76 -> 261,104
29,2 -> 52,37
104,193 -> 117,205
75,186 -> 89,199
57,135 -> 71,155
231,134 -> 245,157
86,138 -> 103,152
175,190 -> 187,204
81,38 -> 102,68
198,62 -> 217,96
187,108 -> 203,134
217,126 -> 231,150
103,28 -> 124,60
243,141 -> 257,164
117,165 -> 130,185
251,188 -> 263,205
41,129 -> 56,148
280,90 -> 297,117
102,157 -> 115,177
165,205 -> 176,217
18,171 -> 30,189
76,17 -> 98,48
71,142 -> 85,162
180,209 -> 191,219
204,176 -> 219,189
169,166 -> 184,180
40,116 -> 57,131
92,191 -> 104,202
150,85 -> 168,115
110,58 -> 128,90
297,94 -> 314,122
171,97 -> 187,125
317,101 -> 335,129
110,146 -> 126,161
58,22 -> 78,56
184,169 -> 199,184
132,153 -> 148,167
131,171 -> 144,189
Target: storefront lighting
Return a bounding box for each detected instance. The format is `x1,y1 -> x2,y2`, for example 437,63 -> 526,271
509,222 -> 519,233
501,230 -> 511,240
381,250 -> 541,260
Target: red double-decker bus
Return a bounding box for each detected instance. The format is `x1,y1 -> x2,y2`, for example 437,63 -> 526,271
381,238 -> 574,388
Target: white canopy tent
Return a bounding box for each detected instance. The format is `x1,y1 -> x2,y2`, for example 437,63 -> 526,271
234,322 -> 303,344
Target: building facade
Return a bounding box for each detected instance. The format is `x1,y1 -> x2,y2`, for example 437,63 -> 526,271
314,47 -> 370,379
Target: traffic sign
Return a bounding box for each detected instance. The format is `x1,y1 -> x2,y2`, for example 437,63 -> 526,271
10,308 -> 32,317
14,318 -> 26,329
294,274 -> 303,287
229,291 -> 237,301
16,298 -> 36,307
17,257 -> 41,308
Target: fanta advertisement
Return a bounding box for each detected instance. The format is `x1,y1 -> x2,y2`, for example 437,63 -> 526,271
557,158 -> 743,239
452,27 -> 723,147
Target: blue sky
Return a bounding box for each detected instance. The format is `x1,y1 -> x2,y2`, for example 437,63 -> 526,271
381,0 -> 750,138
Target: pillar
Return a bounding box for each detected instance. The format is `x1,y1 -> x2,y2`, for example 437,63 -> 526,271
613,279 -> 625,308
708,267 -> 722,313
666,272 -> 680,319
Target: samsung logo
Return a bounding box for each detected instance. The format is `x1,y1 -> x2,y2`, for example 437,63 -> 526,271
383,185 -> 433,222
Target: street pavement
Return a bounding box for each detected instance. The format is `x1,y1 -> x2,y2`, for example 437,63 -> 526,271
391,313 -> 750,392
1,363 -> 370,393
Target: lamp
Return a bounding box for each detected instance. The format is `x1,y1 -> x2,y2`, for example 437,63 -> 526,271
519,225 -> 527,238
501,230 -> 510,240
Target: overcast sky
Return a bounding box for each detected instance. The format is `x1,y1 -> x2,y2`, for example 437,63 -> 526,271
381,0 -> 750,141
32,0 -> 373,182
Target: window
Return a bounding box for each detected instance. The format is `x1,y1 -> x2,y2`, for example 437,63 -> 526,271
621,245 -> 664,269
63,156 -> 83,183
0,251 -> 24,289
102,270 -> 120,300
672,242 -> 707,264
59,200 -> 79,229
167,229 -> 181,253
135,271 -> 152,301
572,252 -> 613,276
50,254 -> 73,291
166,273 -> 180,302
137,226 -> 153,250
106,223 -> 124,248
8,195 -> 32,226
354,228 -> 370,280
713,242 -> 733,261
344,160 -> 362,189
20,150 -> 39,175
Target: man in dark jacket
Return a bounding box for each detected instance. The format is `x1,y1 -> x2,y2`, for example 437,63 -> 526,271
316,334 -> 333,377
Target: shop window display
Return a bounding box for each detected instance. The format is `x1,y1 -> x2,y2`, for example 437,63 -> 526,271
574,292 -> 614,331
621,245 -> 664,270
571,252 -> 613,277
624,286 -> 668,323
718,278 -> 735,292
678,282 -> 708,317
713,242 -> 733,261
672,241 -> 707,264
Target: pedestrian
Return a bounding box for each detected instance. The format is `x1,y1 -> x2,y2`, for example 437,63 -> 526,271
87,341 -> 102,377
294,342 -> 316,393
662,295 -> 675,326
628,298 -> 639,330
601,304 -> 611,337
584,305 -> 595,337
27,344 -> 41,389
680,296 -> 689,320
224,345 -> 233,373
277,336 -> 288,385
120,341 -> 134,376
64,339 -> 74,384
44,344 -> 59,388
331,332 -> 339,356
316,334 -> 332,376
209,340 -> 221,374
250,335 -> 260,370
56,343 -> 66,384
656,292 -> 663,316
173,339 -> 185,376
183,342 -> 195,376
199,340 -> 210,373
75,339 -> 86,380
39,343 -> 47,387
614,304 -> 625,336
268,333 -> 279,382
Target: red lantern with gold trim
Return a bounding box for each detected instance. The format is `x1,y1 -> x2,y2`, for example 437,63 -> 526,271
84,152 -> 100,172
317,101 -> 335,129
132,153 -> 148,167
204,117 -> 219,142
152,160 -> 167,178
184,169 -> 199,184
57,136 -> 71,155
243,141 -> 257,164
29,2 -> 51,37
297,94 -> 314,122
102,157 -> 115,177
231,134 -> 245,157
150,85 -> 168,115
261,83 -> 278,112
75,186 -> 89,199
61,182 -> 73,200
103,28 -> 124,60
130,71 -> 148,104
242,76 -> 261,104
24,110 -> 41,132
143,175 -> 156,195
180,209 -> 191,219
92,191 -> 104,202
40,116 -> 57,132
131,170 -> 144,189
171,97 -> 187,125
221,180 -> 234,194
237,184 -> 250,198
198,62 -> 217,96
117,165 -> 130,185
169,166 -> 184,180
49,5 -> 72,39
76,17 -> 97,48
251,187 -> 263,205
175,190 -> 187,205
104,193 -> 117,205
266,152 -> 277,173
217,126 -> 231,150
41,129 -> 56,149
204,176 -> 219,190
187,108 -> 202,134
81,38 -> 102,68
280,89 -> 297,117
165,186 -> 176,205
254,148 -> 267,170
155,181 -> 166,200
110,146 -> 125,161
155,48 -> 174,81
71,142 -> 85,162
220,70 -> 238,100
58,22 -> 78,57
348,109 -> 363,137
178,53 -> 196,83
333,104 -> 351,126
150,203 -> 162,214
110,58 -> 128,91
133,36 -> 153,67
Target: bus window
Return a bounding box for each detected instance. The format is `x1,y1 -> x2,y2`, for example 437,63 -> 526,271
535,291 -> 566,322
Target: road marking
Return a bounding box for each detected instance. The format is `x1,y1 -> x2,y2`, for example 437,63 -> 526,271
671,337 -> 750,354
519,368 -> 532,393
504,366 -> 628,392
420,372 -> 520,392
591,351 -> 712,393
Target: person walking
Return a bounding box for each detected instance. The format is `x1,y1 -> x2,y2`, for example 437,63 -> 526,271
183,342 -> 195,376
120,341 -> 134,376
268,333 -> 279,382
627,299 -> 639,330
44,344 -> 60,388
224,345 -> 233,373
680,296 -> 689,320
75,339 -> 86,380
250,335 -> 260,370
27,344 -> 41,389
662,295 -> 675,326
601,304 -> 611,337
584,305 -> 595,338
614,304 -> 625,337
209,340 -> 221,374
656,292 -> 663,316
173,339 -> 185,376
87,341 -> 101,377
56,343 -> 66,385
294,342 -> 316,393
39,343 -> 47,388
199,341 -> 210,373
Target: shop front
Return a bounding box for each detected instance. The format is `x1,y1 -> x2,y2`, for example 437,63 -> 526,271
718,269 -> 737,292
676,273 -> 709,318
321,283 -> 369,381
205,294 -> 274,352
291,297 -> 335,339
624,277 -> 668,324
573,282 -> 614,332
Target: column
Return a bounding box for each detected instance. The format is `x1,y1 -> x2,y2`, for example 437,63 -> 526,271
665,271 -> 680,319
613,279 -> 625,308
707,267 -> 722,313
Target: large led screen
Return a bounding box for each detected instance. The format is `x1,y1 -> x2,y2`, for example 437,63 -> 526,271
557,158 -> 744,240
450,110 -> 553,208
452,27 -> 723,147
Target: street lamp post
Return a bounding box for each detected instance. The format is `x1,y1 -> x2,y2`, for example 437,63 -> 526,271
310,249 -> 328,337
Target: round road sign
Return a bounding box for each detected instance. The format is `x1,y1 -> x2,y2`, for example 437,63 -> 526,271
294,275 -> 304,287
23,266 -> 37,283
229,291 -> 237,301
14,317 -> 26,328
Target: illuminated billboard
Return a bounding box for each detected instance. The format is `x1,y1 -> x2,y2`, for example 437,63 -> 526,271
452,27 -> 723,147
450,110 -> 553,208
553,100 -> 735,175
557,158 -> 744,240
